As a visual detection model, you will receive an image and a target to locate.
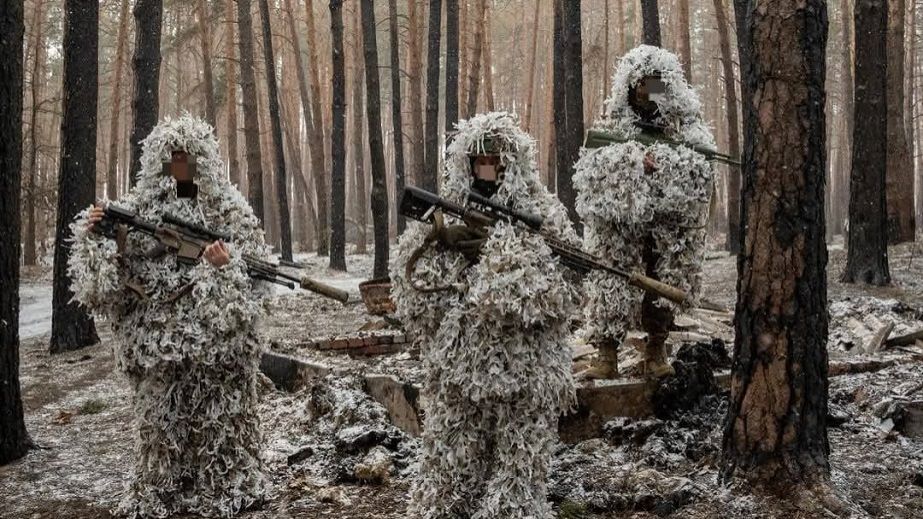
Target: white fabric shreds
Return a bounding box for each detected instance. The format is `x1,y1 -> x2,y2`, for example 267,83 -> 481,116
390,111 -> 579,518
67,114 -> 270,518
574,45 -> 715,345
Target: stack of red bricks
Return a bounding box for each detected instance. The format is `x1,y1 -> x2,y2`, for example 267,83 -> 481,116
299,332 -> 408,356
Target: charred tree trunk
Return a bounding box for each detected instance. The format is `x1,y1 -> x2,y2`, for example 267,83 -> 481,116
445,0 -> 460,130
198,0 -> 217,127
423,0 -> 443,192
407,0 -> 426,187
225,0 -> 240,185
24,0 -> 46,266
305,0 -> 330,255
258,0 -> 292,260
361,0 -> 391,279
129,0 -> 163,187
553,0 -> 567,191
722,0 -> 829,485
106,0 -> 129,200
843,0 -> 891,285
51,0 -> 100,354
329,0 -> 347,270
641,0 -> 662,46
715,0 -> 742,253
0,0 -> 31,465
237,0 -> 265,225
886,0 -> 915,243
556,0 -> 583,228
389,0 -> 407,232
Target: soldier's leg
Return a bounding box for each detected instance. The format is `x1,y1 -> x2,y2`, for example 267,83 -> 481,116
639,232 -> 677,378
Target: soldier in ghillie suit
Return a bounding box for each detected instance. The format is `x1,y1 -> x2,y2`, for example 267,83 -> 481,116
575,45 -> 715,380
391,112 -> 578,518
68,115 -> 269,518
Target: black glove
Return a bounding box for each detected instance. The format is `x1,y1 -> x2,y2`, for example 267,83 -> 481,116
437,225 -> 488,261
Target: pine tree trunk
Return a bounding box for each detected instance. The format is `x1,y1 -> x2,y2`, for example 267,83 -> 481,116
466,0 -> 486,116
843,0 -> 891,285
106,0 -> 129,201
603,0 -> 611,96
0,0 -> 30,465
617,0 -> 627,55
445,0 -> 460,130
361,0 -> 391,279
523,0 -> 543,132
198,0 -> 217,127
553,0 -> 566,191
51,0 -> 100,354
237,0 -> 265,225
459,0 -> 470,118
23,0 -> 46,267
225,0 -> 240,186
305,0 -> 330,255
482,0 -> 495,111
389,0 -> 407,233
258,0 -> 292,260
834,0 -> 854,236
715,0 -> 742,253
423,0 -> 443,192
129,0 -> 163,187
557,0 -> 583,228
350,6 -> 368,253
677,0 -> 692,79
722,0 -> 830,485
642,0 -> 662,46
407,0 -> 426,187
886,0 -> 915,243
329,0 -> 347,270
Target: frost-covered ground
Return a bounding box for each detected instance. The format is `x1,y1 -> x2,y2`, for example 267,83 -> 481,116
4,240 -> 923,518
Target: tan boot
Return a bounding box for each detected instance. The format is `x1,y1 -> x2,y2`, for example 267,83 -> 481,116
640,334 -> 675,379
578,339 -> 619,380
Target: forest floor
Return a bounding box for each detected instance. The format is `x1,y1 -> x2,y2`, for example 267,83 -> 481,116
3,238 -> 923,518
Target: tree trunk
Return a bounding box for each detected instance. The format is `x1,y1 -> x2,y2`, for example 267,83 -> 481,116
305,0 -> 330,255
237,0 -> 265,225
361,0 -> 391,279
553,0 -> 566,191
389,0 -> 407,233
523,0 -> 543,132
641,0 -> 662,46
423,0 -> 443,192
445,0 -> 460,130
466,0 -> 486,116
603,0 -> 611,96
0,0 -> 30,465
834,0 -> 854,236
843,0 -> 891,285
52,0 -> 100,354
106,0 -> 129,201
129,0 -> 163,187
198,0 -> 217,127
677,0 -> 692,80
482,0 -> 495,111
722,0 -> 829,485
886,0 -> 915,243
225,0 -> 240,185
407,0 -> 425,187
459,0 -> 470,118
617,0 -> 627,55
23,0 -> 46,267
258,0 -> 293,261
350,5 -> 368,253
715,0 -> 742,253
556,0 -> 583,228
329,0 -> 347,270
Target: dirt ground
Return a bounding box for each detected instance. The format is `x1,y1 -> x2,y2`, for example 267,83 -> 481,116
3,240 -> 923,518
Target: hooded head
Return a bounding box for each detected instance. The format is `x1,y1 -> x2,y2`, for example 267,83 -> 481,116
597,45 -> 714,149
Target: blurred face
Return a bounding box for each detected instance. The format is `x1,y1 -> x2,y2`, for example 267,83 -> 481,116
162,150 -> 199,198
629,75 -> 666,122
469,154 -> 505,197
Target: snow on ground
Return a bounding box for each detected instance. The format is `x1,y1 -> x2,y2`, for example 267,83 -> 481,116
19,283 -> 53,341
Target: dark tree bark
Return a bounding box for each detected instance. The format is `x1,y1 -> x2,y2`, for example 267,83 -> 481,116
237,0 -> 265,225
715,0 -> 742,254
51,0 -> 100,354
423,0 -> 443,192
361,0 -> 391,279
641,0 -> 662,46
329,0 -> 347,271
0,0 -> 31,465
129,0 -> 163,187
304,0 -> 331,255
350,6 -> 368,253
258,0 -> 292,261
106,0 -> 129,200
553,0 -> 566,190
886,0 -> 915,243
407,0 -> 426,187
24,0 -> 46,266
198,0 -> 217,127
733,0 -> 753,251
225,0 -> 240,185
389,0 -> 408,233
445,0 -> 459,131
722,0 -> 830,485
842,0 -> 891,285
555,0 -> 583,228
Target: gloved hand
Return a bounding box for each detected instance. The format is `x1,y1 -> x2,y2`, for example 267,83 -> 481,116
437,224 -> 488,261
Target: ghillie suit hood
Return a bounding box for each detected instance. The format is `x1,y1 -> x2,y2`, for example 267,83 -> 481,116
68,115 -> 268,518
391,112 -> 578,518
574,45 -> 715,345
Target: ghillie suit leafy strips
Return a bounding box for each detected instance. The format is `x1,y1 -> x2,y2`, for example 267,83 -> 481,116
391,112 -> 579,518
68,115 -> 269,518
574,45 -> 715,376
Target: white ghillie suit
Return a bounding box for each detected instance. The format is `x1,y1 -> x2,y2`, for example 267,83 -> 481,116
575,45 -> 715,375
391,112 -> 579,518
68,115 -> 269,518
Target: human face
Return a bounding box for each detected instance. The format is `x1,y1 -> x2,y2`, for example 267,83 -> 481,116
163,150 -> 199,198
469,154 -> 504,197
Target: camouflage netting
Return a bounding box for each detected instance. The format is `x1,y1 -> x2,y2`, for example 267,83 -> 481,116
390,112 -> 579,518
68,115 -> 270,518
574,45 -> 715,346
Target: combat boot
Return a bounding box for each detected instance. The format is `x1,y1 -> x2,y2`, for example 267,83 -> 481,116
640,333 -> 675,379
578,339 -> 619,380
